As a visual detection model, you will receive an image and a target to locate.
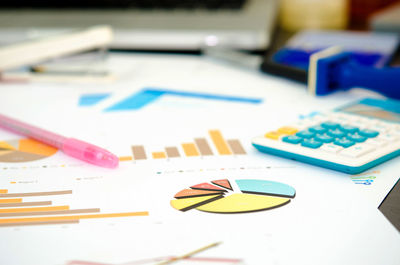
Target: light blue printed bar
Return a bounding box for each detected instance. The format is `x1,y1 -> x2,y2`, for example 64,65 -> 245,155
105,88 -> 263,111
79,93 -> 111,106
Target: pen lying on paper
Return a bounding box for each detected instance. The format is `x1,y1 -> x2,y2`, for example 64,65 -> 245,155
0,113 -> 119,168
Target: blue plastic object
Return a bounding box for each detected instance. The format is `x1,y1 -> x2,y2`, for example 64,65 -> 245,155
314,51 -> 400,99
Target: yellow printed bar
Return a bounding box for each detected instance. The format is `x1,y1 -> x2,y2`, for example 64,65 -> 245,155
0,189 -> 8,194
0,205 -> 69,214
119,156 -> 133,161
209,130 -> 232,155
181,143 -> 200,157
0,211 -> 149,224
152,152 -> 167,159
0,198 -> 22,203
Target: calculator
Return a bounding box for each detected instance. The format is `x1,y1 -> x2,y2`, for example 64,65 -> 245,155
252,98 -> 400,174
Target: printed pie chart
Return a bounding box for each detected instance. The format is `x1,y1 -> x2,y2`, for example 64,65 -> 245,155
0,138 -> 58,163
170,179 -> 295,214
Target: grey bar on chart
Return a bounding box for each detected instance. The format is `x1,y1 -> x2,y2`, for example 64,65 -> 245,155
165,147 -> 180,158
0,190 -> 72,198
0,201 -> 52,208
131,145 -> 147,160
194,138 -> 214,156
227,139 -> 246,155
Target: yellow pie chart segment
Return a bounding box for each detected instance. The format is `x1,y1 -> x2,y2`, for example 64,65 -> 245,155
196,193 -> 290,213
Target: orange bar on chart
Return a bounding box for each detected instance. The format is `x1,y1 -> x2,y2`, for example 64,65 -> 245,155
182,143 -> 200,157
119,156 -> 133,161
152,152 -> 167,159
0,189 -> 8,194
0,205 -> 69,214
0,219 -> 79,227
0,198 -> 22,203
209,130 -> 232,155
0,211 -> 149,224
19,139 -> 58,156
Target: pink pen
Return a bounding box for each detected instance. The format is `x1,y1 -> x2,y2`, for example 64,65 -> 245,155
0,113 -> 119,168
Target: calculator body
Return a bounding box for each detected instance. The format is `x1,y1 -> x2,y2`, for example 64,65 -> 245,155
252,98 -> 400,174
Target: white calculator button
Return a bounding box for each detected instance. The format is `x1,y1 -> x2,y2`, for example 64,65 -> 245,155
339,144 -> 376,158
378,133 -> 399,142
320,144 -> 343,154
365,138 -> 388,147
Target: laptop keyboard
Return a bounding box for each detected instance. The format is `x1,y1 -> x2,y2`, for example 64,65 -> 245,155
0,0 -> 247,10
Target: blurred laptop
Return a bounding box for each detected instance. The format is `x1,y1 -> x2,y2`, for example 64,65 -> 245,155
0,0 -> 279,51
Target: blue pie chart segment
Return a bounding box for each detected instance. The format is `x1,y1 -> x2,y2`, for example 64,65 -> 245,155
235,179 -> 296,198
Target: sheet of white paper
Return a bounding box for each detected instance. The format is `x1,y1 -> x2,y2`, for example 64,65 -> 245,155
0,53 -> 399,265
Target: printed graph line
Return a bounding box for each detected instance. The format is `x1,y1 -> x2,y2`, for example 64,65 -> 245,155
67,256 -> 243,265
105,88 -> 263,111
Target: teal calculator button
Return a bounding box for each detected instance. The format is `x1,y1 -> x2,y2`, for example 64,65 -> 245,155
321,122 -> 340,129
347,133 -> 367,142
296,130 -> 315,139
282,135 -> 303,144
315,134 -> 334,143
358,129 -> 379,138
327,129 -> 346,138
339,125 -> 359,133
301,139 -> 323,148
334,138 -> 355,148
309,125 -> 327,134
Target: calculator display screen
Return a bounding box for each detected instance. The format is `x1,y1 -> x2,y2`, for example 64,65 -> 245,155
338,99 -> 400,123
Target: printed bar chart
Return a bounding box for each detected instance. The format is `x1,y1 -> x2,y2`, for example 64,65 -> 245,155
121,130 -> 246,162
0,188 -> 148,227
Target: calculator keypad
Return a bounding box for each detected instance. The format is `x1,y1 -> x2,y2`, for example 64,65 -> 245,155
262,112 -> 393,159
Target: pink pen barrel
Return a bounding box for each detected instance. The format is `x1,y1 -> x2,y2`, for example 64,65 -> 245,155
62,138 -> 119,168
0,113 -> 66,148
